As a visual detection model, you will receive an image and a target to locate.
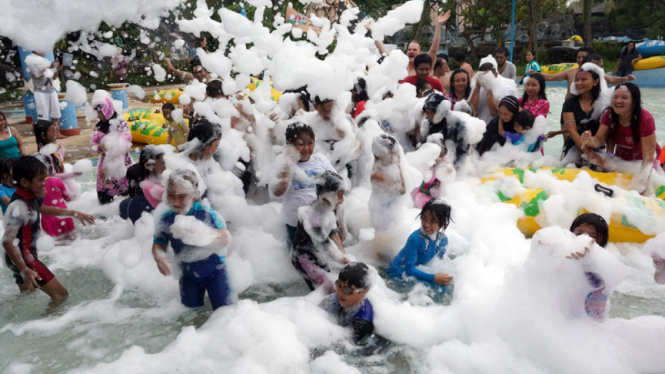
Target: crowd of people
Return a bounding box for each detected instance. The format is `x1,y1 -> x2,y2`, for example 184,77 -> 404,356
2,35 -> 664,348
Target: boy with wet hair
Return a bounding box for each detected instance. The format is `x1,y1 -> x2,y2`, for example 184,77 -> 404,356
320,262 -> 374,344
291,170 -> 351,293
2,156 -> 95,306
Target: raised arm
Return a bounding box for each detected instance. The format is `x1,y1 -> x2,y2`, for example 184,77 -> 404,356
428,11 -> 451,65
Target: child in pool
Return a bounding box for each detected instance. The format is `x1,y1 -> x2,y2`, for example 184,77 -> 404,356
319,262 -> 374,344
386,199 -> 453,290
0,158 -> 15,214
152,169 -> 233,310
34,120 -> 65,176
291,170 -> 351,294
91,97 -> 133,204
33,153 -> 76,237
369,134 -> 406,259
498,110 -> 544,152
411,134 -> 456,209
2,156 -> 95,306
163,103 -> 189,151
120,145 -> 166,224
566,212 -> 611,321
270,122 -> 336,248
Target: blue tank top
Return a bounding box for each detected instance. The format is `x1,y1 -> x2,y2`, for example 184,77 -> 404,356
0,129 -> 20,159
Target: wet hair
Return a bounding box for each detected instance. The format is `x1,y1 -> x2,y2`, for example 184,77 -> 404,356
283,86 -> 311,112
419,199 -> 452,229
34,120 -> 55,150
575,68 -> 601,103
372,133 -> 398,157
187,117 -> 222,155
13,155 -> 47,187
338,262 -> 371,289
454,50 -> 466,62
415,79 -> 431,97
609,82 -> 642,145
189,56 -> 202,69
167,168 -> 199,193
206,79 -> 224,98
448,69 -> 471,99
353,77 -> 369,103
315,170 -> 345,195
521,73 -> 547,103
570,213 -> 609,248
414,53 -> 432,69
0,157 -> 12,185
422,91 -> 446,113
479,62 -> 497,74
162,103 -> 175,111
0,111 -> 5,121
514,110 -> 535,130
126,146 -> 164,197
285,122 -> 315,144
496,47 -> 509,56
314,96 -> 333,106
577,46 -> 594,58
436,53 -> 449,62
195,36 -> 206,47
588,53 -> 602,64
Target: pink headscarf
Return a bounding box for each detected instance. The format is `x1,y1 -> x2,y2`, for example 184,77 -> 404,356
95,97 -> 116,121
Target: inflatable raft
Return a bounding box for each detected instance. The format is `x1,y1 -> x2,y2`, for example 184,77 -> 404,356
634,56 -> 665,71
541,63 -> 578,75
482,167 -> 665,243
149,88 -> 184,104
636,40 -> 665,59
123,108 -> 186,145
246,78 -> 283,101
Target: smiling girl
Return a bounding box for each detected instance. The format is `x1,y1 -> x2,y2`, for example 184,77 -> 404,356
270,122 -> 336,248
581,83 -> 662,193
386,199 -> 453,291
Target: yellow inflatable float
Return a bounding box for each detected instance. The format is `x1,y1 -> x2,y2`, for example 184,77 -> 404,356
149,88 -> 184,104
541,63 -> 578,74
246,78 -> 283,101
568,35 -> 583,42
123,108 -> 188,145
634,56 -> 665,71
482,167 -> 665,243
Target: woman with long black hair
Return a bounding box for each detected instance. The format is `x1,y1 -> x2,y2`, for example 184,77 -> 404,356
581,82 -> 661,193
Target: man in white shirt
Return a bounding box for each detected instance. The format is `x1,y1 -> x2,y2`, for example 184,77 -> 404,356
495,47 -> 516,81
469,57 -> 517,124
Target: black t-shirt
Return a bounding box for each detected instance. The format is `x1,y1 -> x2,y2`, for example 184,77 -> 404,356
560,96 -> 601,155
618,50 -> 639,72
476,116 -> 516,156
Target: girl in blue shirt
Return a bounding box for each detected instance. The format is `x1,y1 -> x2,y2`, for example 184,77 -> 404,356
387,199 -> 453,289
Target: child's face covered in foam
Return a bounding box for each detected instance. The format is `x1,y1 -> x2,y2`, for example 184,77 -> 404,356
166,179 -> 197,214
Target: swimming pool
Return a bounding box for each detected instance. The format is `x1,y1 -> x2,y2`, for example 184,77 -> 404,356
1,89 -> 665,374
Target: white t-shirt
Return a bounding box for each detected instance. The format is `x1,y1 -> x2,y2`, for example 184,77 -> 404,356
282,153 -> 335,226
